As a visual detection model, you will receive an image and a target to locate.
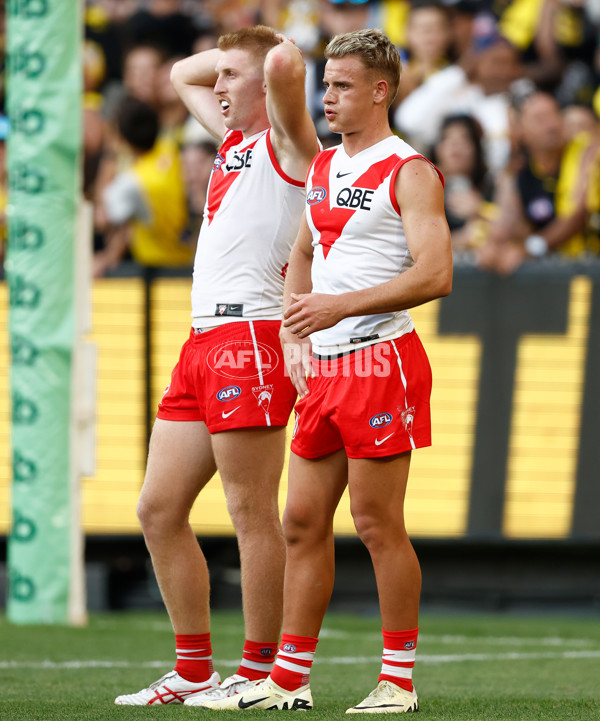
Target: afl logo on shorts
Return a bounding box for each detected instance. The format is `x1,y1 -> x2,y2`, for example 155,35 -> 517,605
208,341 -> 279,380
369,412 -> 393,428
307,187 -> 327,205
216,385 -> 242,401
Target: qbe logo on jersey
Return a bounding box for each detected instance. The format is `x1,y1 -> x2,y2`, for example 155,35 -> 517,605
369,412 -> 393,429
216,385 -> 242,402
307,186 -> 327,205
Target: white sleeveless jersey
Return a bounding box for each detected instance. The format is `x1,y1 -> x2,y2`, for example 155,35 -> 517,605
305,135 -> 441,355
191,128 -> 306,326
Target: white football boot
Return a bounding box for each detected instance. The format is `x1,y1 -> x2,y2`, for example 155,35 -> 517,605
184,673 -> 265,706
346,680 -> 418,714
197,676 -> 313,710
114,669 -> 220,705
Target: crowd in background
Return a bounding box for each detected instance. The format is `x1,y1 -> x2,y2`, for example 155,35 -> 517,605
1,0 -> 600,275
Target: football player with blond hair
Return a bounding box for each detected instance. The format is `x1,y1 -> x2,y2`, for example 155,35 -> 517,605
200,28 -> 452,714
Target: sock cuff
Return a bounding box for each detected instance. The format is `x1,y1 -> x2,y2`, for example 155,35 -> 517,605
243,640 -> 278,653
382,627 -> 419,650
280,633 -> 319,654
175,633 -> 211,648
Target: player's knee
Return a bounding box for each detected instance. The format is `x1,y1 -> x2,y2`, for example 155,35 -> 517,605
282,504 -> 324,547
352,511 -> 389,552
227,495 -> 280,538
137,495 -> 182,540
137,497 -> 161,537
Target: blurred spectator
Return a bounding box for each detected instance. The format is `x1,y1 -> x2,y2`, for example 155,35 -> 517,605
191,25 -> 220,55
121,0 -> 197,57
93,96 -> 192,277
261,0 -> 322,52
201,0 -> 263,32
380,0 -> 412,48
445,0 -> 482,60
83,40 -> 108,199
499,0 -> 599,99
156,54 -> 190,142
319,0 -> 374,35
92,41 -> 170,238
563,102 -> 600,141
180,139 -> 218,243
85,0 -> 135,90
395,1 -> 452,105
430,113 -> 495,251
477,91 -> 600,274
121,42 -> 167,110
395,25 -> 522,173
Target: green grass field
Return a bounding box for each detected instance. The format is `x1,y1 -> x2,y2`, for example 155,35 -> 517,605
1,610 -> 599,720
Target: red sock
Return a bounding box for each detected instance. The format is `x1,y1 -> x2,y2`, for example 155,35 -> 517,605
236,640 -> 278,680
378,628 -> 418,692
270,634 -> 318,691
174,633 -> 214,683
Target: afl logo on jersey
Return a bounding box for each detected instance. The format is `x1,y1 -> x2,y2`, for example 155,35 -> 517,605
213,154 -> 225,172
307,187 -> 327,205
369,412 -> 393,428
217,385 -> 242,401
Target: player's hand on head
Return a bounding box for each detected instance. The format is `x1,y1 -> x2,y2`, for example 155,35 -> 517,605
274,33 -> 302,54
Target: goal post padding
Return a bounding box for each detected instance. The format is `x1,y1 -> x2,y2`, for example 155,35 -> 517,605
6,0 -> 86,624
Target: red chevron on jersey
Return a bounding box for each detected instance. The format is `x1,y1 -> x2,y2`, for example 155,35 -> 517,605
309,151 -> 401,258
206,131 -> 260,225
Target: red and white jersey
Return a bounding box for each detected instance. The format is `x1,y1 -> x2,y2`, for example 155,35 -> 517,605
305,135 -> 442,355
191,128 -> 306,326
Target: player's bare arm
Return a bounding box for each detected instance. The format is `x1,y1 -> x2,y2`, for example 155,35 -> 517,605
264,39 -> 320,181
284,160 -> 452,339
280,214 -> 314,396
170,49 -> 225,141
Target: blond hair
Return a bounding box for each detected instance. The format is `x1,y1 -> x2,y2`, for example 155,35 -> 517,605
325,29 -> 401,107
218,25 -> 279,66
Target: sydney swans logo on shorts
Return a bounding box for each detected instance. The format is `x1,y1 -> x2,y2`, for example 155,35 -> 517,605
369,412 -> 393,429
401,406 -> 415,436
307,186 -> 327,205
252,384 -> 273,414
207,340 -> 279,380
216,385 -> 242,401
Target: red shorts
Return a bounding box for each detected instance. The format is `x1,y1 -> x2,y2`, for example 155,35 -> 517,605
157,320 -> 297,432
291,331 -> 432,459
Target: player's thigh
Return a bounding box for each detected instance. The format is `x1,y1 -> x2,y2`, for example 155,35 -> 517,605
140,418 -> 217,519
284,449 -> 349,539
347,452 -> 412,529
212,426 -> 286,520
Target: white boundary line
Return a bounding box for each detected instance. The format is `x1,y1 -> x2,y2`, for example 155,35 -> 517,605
92,621 -> 598,649
2,650 -> 600,670
318,629 -> 598,647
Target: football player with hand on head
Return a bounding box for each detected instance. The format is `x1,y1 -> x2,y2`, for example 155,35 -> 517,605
199,28 -> 452,713
114,26 -> 319,707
